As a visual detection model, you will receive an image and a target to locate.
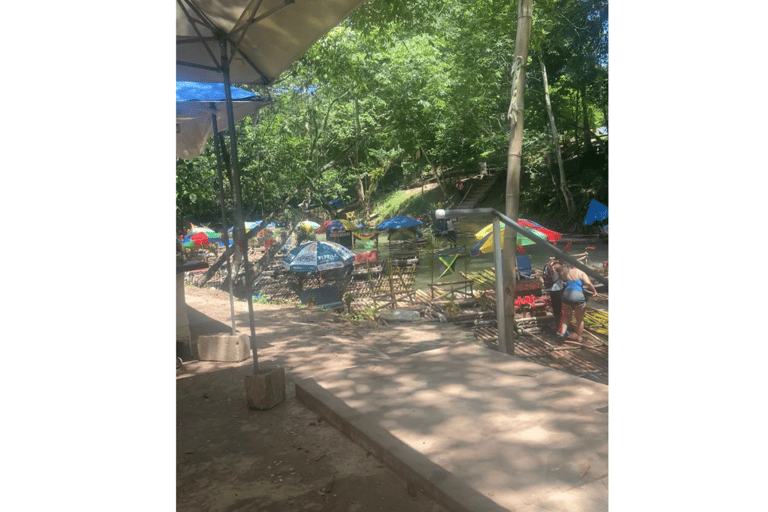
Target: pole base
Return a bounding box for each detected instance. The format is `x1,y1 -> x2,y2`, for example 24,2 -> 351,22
244,366 -> 286,410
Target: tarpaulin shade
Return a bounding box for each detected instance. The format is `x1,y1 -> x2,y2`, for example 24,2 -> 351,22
583,200 -> 608,225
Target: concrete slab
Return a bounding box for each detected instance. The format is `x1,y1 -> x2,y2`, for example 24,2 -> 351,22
296,343 -> 608,512
197,333 -> 251,362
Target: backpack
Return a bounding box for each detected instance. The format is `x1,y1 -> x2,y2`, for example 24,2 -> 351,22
543,261 -> 557,288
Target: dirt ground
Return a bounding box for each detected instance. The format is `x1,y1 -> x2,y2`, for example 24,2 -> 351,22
177,285 -> 480,512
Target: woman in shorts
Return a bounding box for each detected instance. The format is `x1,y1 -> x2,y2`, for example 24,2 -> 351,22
556,263 -> 598,342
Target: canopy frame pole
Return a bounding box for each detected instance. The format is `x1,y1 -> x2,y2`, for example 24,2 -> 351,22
220,38 -> 259,373
229,0 -> 297,55
176,0 -> 221,68
210,105 -> 237,335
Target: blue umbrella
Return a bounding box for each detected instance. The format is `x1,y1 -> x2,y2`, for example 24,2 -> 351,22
176,81 -> 273,159
326,219 -> 358,233
375,215 -> 423,230
281,241 -> 355,273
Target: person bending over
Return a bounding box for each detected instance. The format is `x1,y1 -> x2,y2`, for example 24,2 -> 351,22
556,263 -> 597,343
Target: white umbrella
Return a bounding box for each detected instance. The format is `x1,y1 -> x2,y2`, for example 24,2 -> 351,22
177,0 -> 369,85
177,0 -> 369,375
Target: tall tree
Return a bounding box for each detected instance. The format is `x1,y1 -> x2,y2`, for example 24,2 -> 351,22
539,56 -> 575,215
502,0 -> 533,354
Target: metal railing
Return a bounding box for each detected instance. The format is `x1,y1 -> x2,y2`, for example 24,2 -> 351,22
435,208 -> 608,353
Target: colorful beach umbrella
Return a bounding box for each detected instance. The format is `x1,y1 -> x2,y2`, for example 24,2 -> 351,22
281,241 -> 355,272
471,220 -> 561,256
182,231 -> 221,247
227,221 -> 262,235
316,219 -> 358,234
296,220 -> 321,232
474,219 -> 562,242
186,223 -> 218,237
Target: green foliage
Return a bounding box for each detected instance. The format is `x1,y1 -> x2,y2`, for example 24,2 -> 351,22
343,292 -> 354,314
177,0 -> 609,227
477,291 -> 495,312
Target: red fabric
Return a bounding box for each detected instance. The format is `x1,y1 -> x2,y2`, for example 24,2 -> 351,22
190,232 -> 210,245
354,250 -> 379,264
518,219 -> 562,241
315,220 -> 332,234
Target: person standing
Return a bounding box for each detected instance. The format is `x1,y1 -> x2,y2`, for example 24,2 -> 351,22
557,264 -> 597,342
543,259 -> 564,334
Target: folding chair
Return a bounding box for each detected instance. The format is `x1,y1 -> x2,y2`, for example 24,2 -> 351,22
516,254 -> 536,279
436,246 -> 465,278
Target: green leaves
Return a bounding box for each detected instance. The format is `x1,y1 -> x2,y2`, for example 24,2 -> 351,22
176,0 -> 608,226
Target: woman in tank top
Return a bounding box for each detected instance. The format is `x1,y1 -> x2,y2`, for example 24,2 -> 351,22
555,264 -> 597,343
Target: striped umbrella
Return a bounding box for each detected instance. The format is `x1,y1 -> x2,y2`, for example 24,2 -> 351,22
471,220 -> 561,256
281,241 -> 355,272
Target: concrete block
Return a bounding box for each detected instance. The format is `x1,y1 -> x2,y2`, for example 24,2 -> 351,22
197,333 -> 251,362
378,308 -> 421,321
244,365 -> 286,410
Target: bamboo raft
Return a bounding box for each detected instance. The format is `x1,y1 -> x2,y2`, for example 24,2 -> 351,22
473,325 -> 608,385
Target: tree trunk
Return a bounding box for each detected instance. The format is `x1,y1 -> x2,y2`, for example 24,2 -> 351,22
356,176 -> 369,220
580,86 -> 593,150
539,56 -> 575,215
420,143 -> 449,202
503,0 -> 533,355
195,189 -> 300,286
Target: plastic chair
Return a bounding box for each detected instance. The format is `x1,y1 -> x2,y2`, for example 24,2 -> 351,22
516,254 -> 536,279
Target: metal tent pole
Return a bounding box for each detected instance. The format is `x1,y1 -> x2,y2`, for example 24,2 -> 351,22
221,39 -> 259,373
492,218 -> 507,354
210,106 -> 237,335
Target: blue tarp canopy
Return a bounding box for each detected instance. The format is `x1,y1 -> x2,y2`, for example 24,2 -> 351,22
176,81 -> 273,159
583,199 -> 609,225
176,81 -> 257,103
